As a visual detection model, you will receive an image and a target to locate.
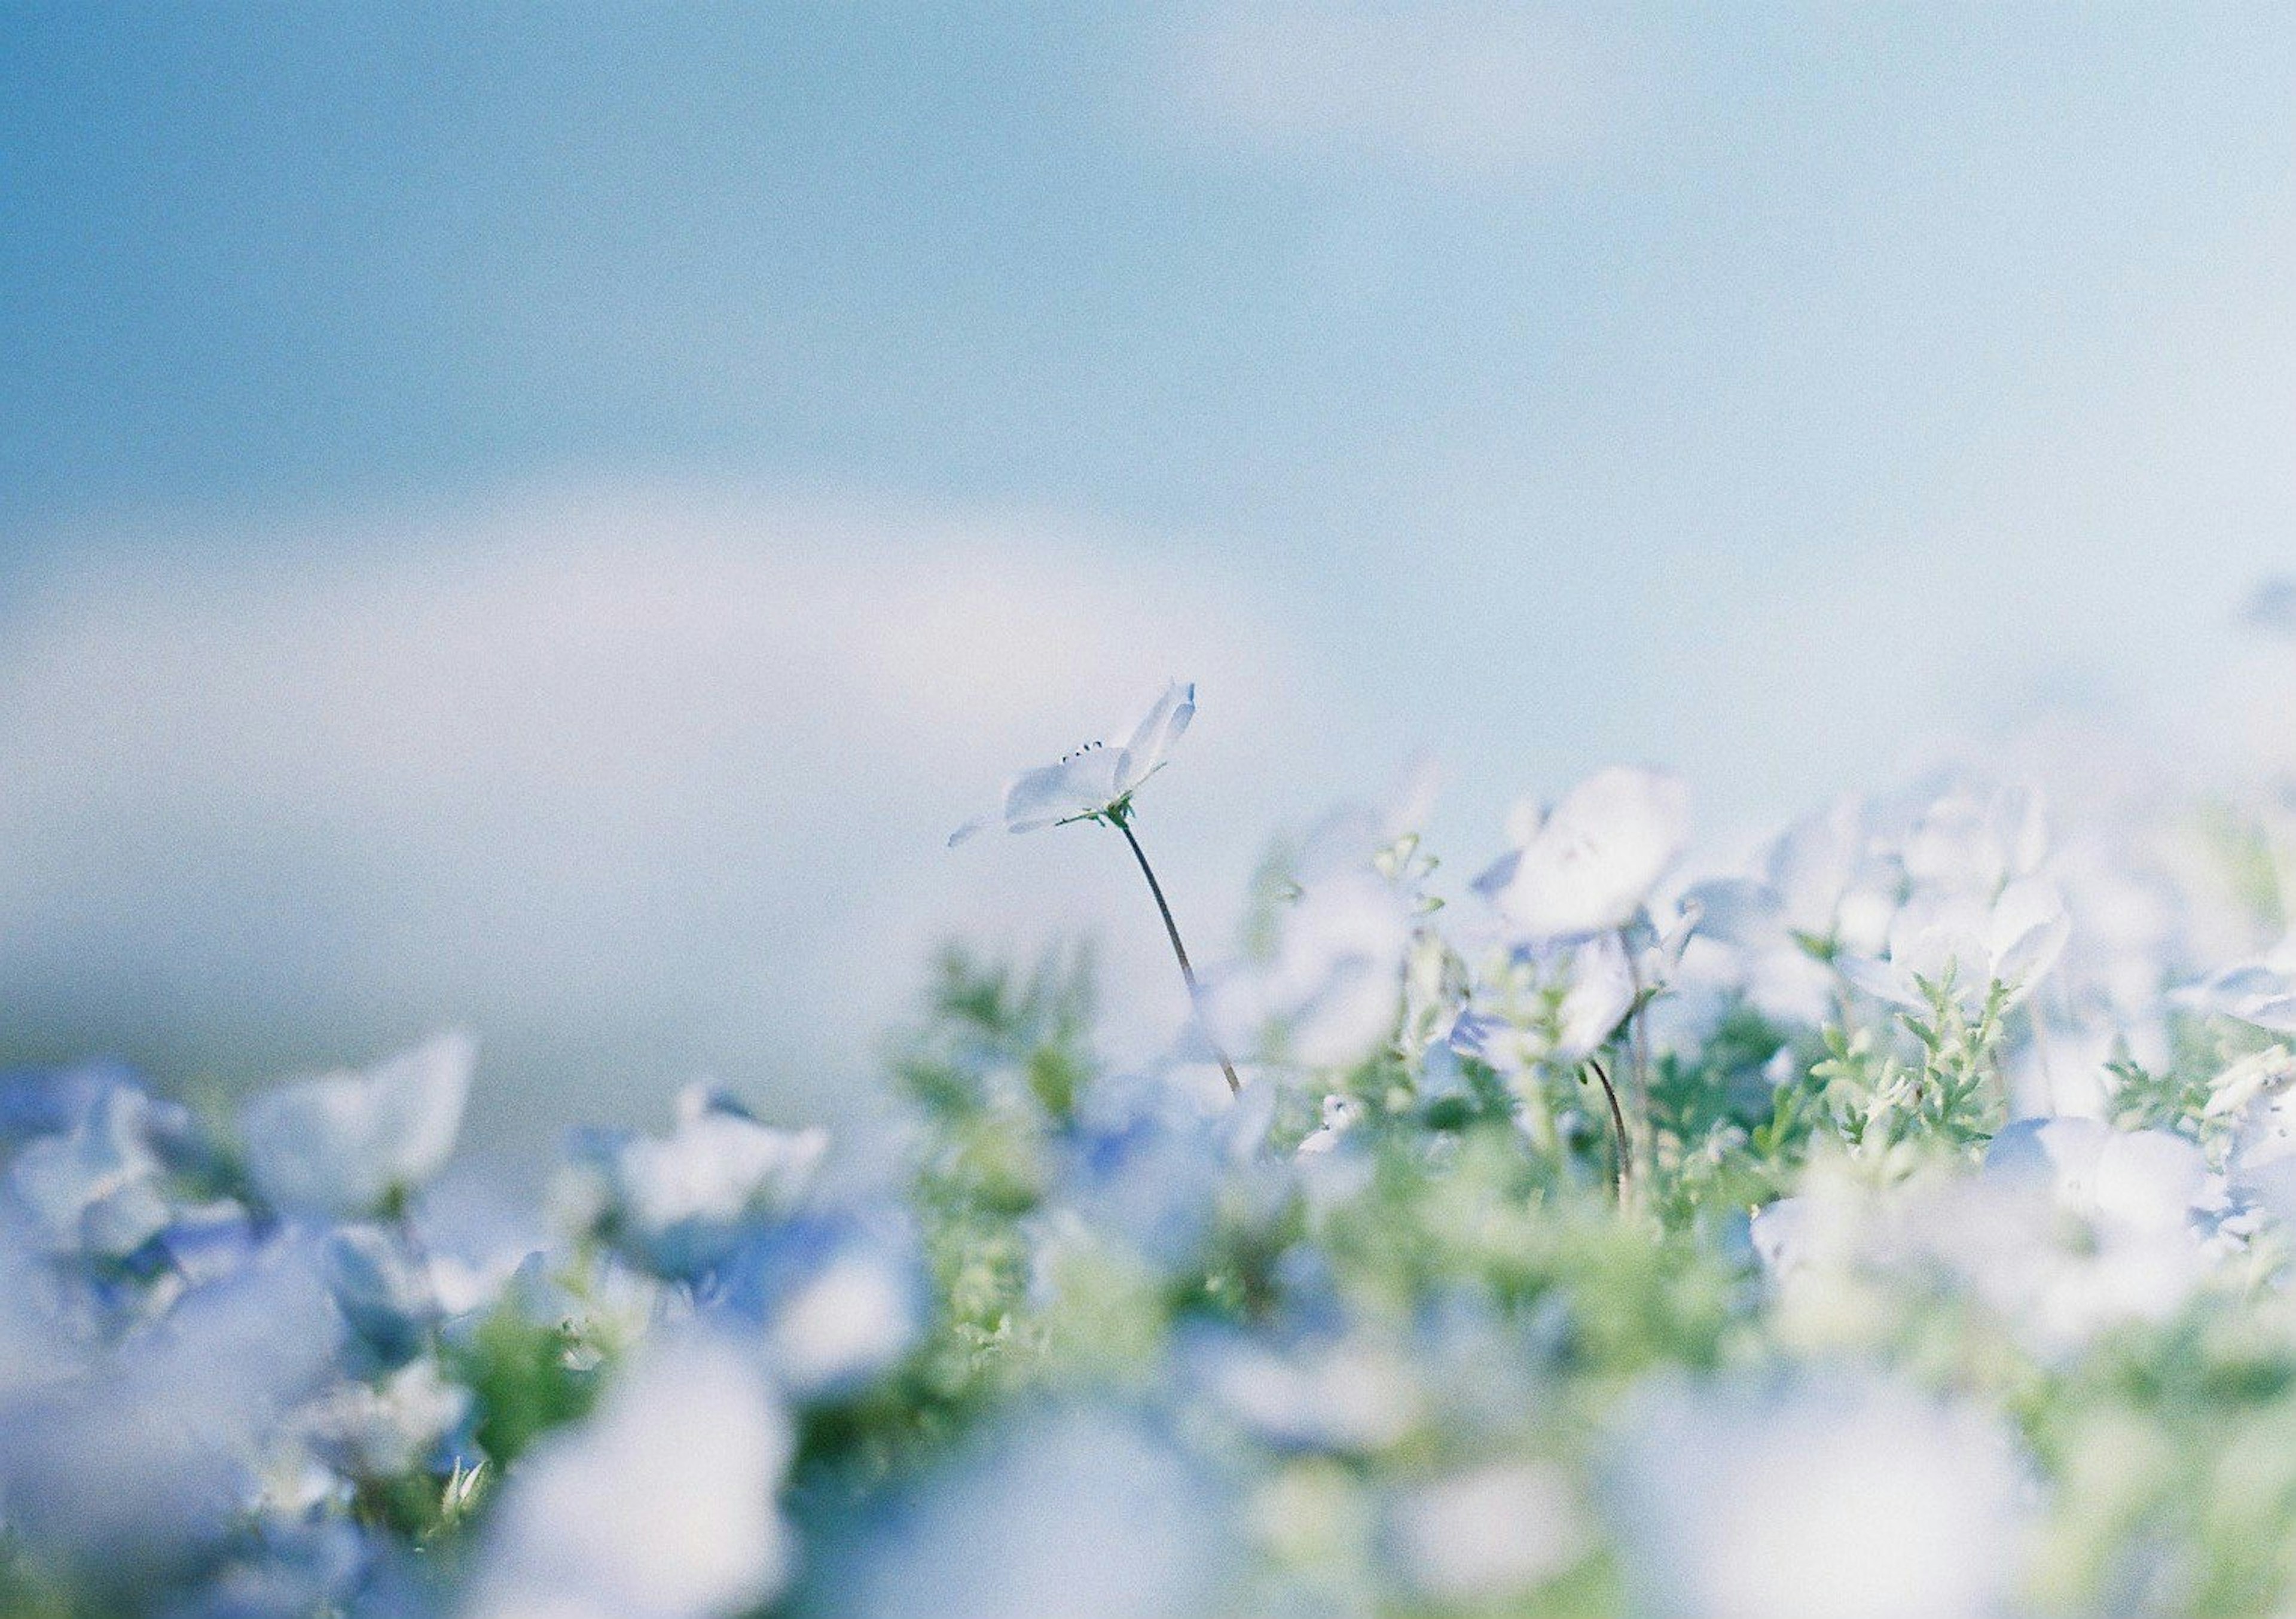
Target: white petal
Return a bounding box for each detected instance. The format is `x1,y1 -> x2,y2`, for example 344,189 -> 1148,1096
1113,679 -> 1195,795
1002,752 -> 1123,832
1489,766 -> 1688,940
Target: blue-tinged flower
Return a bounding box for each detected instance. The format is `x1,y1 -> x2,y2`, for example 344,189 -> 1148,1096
0,1059 -> 143,1146
158,1199 -> 263,1288
564,1084 -> 829,1279
1055,1074 -> 1277,1270
240,1032 -> 475,1220
1473,766 -> 1688,942
949,680 -> 1195,844
1187,1327 -> 1421,1455
1384,1461 -> 1589,1605
0,1233 -> 342,1593
7,1083 -> 180,1259
1607,1371 -> 2028,1619
1837,878 -> 2071,1011
292,1357 -> 471,1482
822,1405 -> 1239,1619
1449,933 -> 1635,1075
1683,797 -> 1901,1024
2176,938 -> 2296,1034
705,1212 -> 927,1400
325,1224 -> 443,1366
469,1332 -> 793,1619
1207,867 -> 1418,1071
172,1518 -> 378,1619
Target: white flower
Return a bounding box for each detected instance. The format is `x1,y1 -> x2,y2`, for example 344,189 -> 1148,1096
834,1406 -> 1236,1619
1387,1461 -> 1587,1603
1473,766 -> 1688,942
1684,798 -> 1897,1025
1608,1372 -> 2027,1619
1984,1116 -> 2221,1234
8,1086 -> 176,1258
949,680 -> 1195,844
571,1085 -> 829,1277
1206,870 -> 1416,1069
1900,783 -> 2049,898
294,1358 -> 470,1480
1838,878 -> 2071,1011
1449,933 -> 1635,1074
1294,1093 -> 1362,1155
240,1032 -> 475,1219
1198,1332 -> 1419,1453
2176,937 -> 2296,1034
470,1333 -> 793,1619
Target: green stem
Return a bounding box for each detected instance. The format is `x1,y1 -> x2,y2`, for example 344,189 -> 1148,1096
1115,814 -> 1242,1095
1587,1054 -> 1634,1203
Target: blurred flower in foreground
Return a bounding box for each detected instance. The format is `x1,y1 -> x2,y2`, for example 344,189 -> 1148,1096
829,1405 -> 1237,1619
564,1083 -> 829,1278
1474,766 -> 1688,941
1608,1372 -> 2027,1619
1384,1459 -> 1589,1605
470,1333 -> 792,1619
949,679 -> 1195,844
1449,931 -> 1635,1074
8,1084 -> 181,1258
706,1212 -> 926,1399
2177,937 -> 2296,1034
240,1031 -> 475,1219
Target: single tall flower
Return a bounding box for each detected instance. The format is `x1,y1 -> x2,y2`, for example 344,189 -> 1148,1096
951,680 -> 1238,1093
949,680 -> 1196,845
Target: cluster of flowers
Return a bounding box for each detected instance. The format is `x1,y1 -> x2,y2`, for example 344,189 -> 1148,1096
10,679 -> 2296,1617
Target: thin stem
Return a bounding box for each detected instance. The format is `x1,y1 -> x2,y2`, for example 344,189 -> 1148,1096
1586,1054 -> 1634,1202
1619,927 -> 1653,1172
1115,815 -> 1242,1095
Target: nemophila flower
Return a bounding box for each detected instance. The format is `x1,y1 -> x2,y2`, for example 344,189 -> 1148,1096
1207,869 -> 1417,1070
0,1235 -> 342,1591
1449,933 -> 1635,1074
7,1083 -> 181,1258
951,679 -> 1242,1092
323,1223 -> 443,1366
564,1083 -> 829,1279
292,1356 -> 470,1481
826,1406 -> 1239,1619
1473,766 -> 1687,942
1607,1372 -> 2028,1619
1683,797 -> 1896,1024
0,1059 -> 142,1146
240,1031 -> 475,1220
2176,939 -> 2296,1033
1837,877 -> 2071,1011
1985,1116 -> 2222,1230
1294,1093 -> 1362,1155
949,680 -> 1195,844
1899,780 -> 2050,898
470,1333 -> 793,1619
705,1212 -> 927,1400
1189,1327 -> 1421,1455
1384,1461 -> 1589,1606
1204,768 -> 1439,1071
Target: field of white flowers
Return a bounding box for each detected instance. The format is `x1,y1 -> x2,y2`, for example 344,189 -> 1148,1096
10,674 -> 2296,1618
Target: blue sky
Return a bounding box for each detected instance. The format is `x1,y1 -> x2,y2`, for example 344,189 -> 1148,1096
1,4 -> 2290,1148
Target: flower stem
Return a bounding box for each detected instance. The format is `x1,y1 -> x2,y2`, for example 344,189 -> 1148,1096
1586,1054 -> 1634,1202
1114,814 -> 1242,1095
1619,927 -> 1653,1178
